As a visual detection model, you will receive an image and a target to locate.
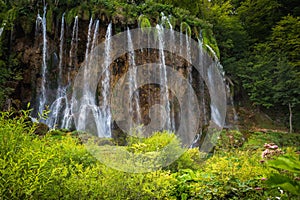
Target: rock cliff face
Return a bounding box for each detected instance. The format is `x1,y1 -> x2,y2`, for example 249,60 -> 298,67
10,16 -> 213,133
0,1 -> 236,142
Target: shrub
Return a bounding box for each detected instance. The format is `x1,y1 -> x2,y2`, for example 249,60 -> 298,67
0,110 -> 176,199
266,149 -> 300,198
172,150 -> 273,199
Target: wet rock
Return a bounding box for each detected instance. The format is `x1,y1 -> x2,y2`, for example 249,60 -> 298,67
34,122 -> 49,136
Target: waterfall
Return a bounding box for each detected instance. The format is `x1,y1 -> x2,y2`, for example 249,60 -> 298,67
185,29 -> 193,137
197,39 -> 208,125
0,27 -> 3,37
32,11 -> 228,144
156,24 -> 172,131
69,16 -> 79,68
46,13 -> 65,128
58,13 -> 65,88
127,28 -> 141,128
37,5 -> 48,117
74,21 -> 112,138
207,64 -> 224,128
162,13 -> 176,131
84,17 -> 94,81
77,17 -> 99,133
61,16 -> 79,129
99,22 -> 112,137
42,17 -> 114,137
91,20 -> 99,52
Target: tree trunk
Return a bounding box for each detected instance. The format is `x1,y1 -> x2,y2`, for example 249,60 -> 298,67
289,103 -> 293,133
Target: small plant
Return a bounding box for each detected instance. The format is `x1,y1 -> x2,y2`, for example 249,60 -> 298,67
215,130 -> 245,151
266,151 -> 300,197
180,22 -> 192,36
138,14 -> 151,32
261,143 -> 283,160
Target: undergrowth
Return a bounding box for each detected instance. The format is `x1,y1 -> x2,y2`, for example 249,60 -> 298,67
0,110 -> 299,199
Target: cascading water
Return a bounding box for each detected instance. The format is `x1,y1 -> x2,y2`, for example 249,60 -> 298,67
197,38 -> 208,125
36,5 -> 48,117
60,16 -> 79,129
91,20 -> 100,54
99,22 -> 112,137
185,29 -> 194,136
46,13 -> 65,128
69,16 -> 79,69
127,28 -> 141,128
161,13 -> 176,131
0,27 -> 3,37
76,17 -> 94,132
74,20 -> 112,137
206,50 -> 226,128
156,23 -> 172,131
33,10 -> 230,142
77,18 -> 104,136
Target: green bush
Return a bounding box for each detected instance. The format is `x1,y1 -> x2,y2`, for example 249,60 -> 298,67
172,150 -> 273,199
266,149 -> 300,198
215,130 -> 245,151
1,110 -> 298,199
0,111 -> 176,199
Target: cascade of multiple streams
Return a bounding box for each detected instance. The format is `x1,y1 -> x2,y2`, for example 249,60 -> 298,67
35,12 -> 229,139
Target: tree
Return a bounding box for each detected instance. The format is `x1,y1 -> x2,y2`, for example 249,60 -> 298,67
205,0 -> 249,73
240,43 -> 277,109
237,0 -> 282,43
238,15 -> 300,132
270,15 -> 300,132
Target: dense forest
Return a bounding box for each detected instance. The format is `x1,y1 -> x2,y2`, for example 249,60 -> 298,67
0,0 -> 300,199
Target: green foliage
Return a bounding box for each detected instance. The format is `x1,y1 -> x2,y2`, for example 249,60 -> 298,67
172,150 -> 272,199
1,110 -> 300,199
215,130 -> 245,151
137,14 -> 151,32
236,14 -> 300,129
270,16 -> 300,111
266,152 -> 300,197
0,110 -> 176,199
180,22 -> 191,36
243,131 -> 300,151
206,0 -> 249,75
237,0 -> 282,42
202,28 -> 220,58
240,43 -> 276,108
65,7 -> 80,25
